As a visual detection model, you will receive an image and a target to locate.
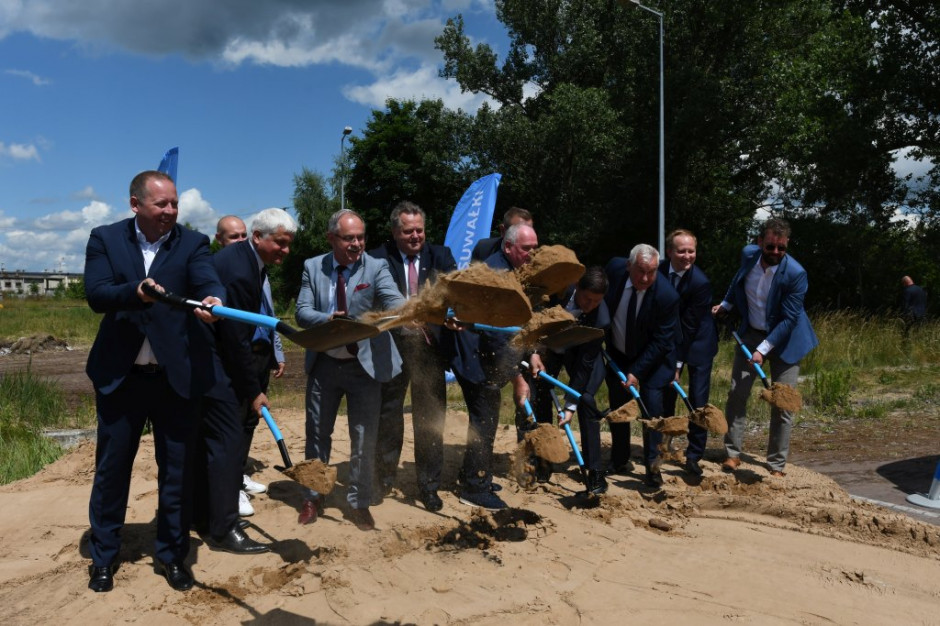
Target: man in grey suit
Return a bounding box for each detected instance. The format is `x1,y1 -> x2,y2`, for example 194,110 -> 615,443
712,217 -> 818,477
295,209 -> 405,530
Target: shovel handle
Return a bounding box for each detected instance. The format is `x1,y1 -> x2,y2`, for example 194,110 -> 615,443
260,406 -> 293,469
731,331 -> 772,389
521,361 -> 582,399
549,390 -> 586,469
671,380 -> 696,414
601,351 -> 651,418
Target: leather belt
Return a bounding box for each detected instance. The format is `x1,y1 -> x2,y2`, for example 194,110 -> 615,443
131,363 -> 164,375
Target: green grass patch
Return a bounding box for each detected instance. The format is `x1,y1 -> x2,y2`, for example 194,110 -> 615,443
0,297 -> 101,347
0,365 -> 95,484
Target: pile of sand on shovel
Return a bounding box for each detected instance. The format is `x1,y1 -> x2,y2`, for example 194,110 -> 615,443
511,306 -> 576,349
363,264 -> 533,331
281,459 -> 337,494
688,403 -> 729,434
516,246 -> 585,299
643,416 -> 690,436
511,424 -> 570,489
760,382 -> 803,412
606,400 -> 641,423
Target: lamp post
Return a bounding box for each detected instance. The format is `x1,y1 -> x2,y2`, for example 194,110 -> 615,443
340,126 -> 352,212
624,0 -> 664,255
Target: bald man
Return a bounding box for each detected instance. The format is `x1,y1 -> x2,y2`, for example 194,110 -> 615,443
215,215 -> 248,247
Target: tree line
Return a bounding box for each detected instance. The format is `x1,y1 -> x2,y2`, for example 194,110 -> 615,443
275,0 -> 937,316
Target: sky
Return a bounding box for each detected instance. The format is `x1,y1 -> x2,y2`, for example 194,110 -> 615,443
0,0 -> 505,273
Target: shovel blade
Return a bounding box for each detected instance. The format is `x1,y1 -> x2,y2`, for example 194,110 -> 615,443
285,318 -> 380,352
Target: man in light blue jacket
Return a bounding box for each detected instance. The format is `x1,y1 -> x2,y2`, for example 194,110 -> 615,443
712,218 -> 818,477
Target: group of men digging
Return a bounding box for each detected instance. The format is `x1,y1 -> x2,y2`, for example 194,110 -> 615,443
83,169 -> 817,593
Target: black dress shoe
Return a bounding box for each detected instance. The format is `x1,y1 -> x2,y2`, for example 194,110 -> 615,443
419,490 -> 444,512
603,461 -> 633,477
211,525 -> 270,555
88,565 -> 114,592
644,470 -> 664,488
684,458 -> 704,477
157,560 -> 194,591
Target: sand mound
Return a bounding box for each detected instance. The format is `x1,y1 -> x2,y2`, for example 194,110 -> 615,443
644,416 -> 689,435
761,381 -> 803,411
0,334 -> 71,355
607,399 -> 641,423
2,407 -> 939,624
511,306 -> 575,348
439,264 -> 532,327
515,245 -> 584,297
689,403 -> 728,434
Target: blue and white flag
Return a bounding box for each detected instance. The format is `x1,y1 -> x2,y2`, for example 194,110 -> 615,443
157,146 -> 179,185
444,173 -> 501,269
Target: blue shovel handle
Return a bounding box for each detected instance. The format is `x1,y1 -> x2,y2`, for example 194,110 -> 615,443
520,361 -> 581,398
601,350 -> 651,419
260,406 -> 293,469
671,379 -> 697,414
731,331 -> 772,389
549,390 -> 586,468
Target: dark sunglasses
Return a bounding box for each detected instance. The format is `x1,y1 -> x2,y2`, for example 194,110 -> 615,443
763,244 -> 787,252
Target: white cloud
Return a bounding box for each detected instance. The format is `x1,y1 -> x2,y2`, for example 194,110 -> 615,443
0,141 -> 40,161
343,63 -> 494,111
71,186 -> 97,200
178,188 -> 219,234
4,68 -> 51,85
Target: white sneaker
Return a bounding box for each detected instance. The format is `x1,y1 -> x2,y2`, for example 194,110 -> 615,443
239,490 -> 255,517
242,474 -> 267,494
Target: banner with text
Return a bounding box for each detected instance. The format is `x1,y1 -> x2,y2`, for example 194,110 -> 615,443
444,173 -> 501,269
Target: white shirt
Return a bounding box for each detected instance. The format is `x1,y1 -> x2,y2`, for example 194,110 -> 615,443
134,220 -> 171,366
723,257 -> 778,356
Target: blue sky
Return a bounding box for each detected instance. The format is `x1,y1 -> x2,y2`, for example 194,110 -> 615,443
0,0 -> 504,273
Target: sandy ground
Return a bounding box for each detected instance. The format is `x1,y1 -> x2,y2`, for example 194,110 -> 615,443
2,402 -> 940,625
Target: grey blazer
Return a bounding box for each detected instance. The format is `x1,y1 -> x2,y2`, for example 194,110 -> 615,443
295,252 -> 406,382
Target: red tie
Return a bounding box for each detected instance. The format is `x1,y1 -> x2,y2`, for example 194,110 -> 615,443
336,265 -> 358,356
407,255 -> 418,297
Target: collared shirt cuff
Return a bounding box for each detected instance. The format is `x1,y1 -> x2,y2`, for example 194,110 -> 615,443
756,340 -> 773,356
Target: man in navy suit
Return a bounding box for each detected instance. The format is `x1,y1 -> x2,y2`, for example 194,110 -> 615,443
528,266 -> 611,494
295,209 -> 405,530
194,208 -> 296,555
446,223 -> 537,509
470,206 -> 533,262
84,170 -> 224,593
712,218 -> 818,476
658,229 -> 718,477
605,244 -> 679,488
369,201 -> 457,512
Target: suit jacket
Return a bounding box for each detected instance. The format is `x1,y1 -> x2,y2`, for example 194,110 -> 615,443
295,252 -> 405,382
549,286 -> 611,400
723,244 -> 818,364
604,257 -> 679,387
84,218 -> 223,398
902,284 -> 927,321
367,241 -> 457,345
207,240 -> 275,402
471,236 -> 502,263
658,259 -> 718,367
446,250 -> 519,385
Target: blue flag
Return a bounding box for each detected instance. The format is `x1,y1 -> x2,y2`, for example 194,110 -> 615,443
157,147 -> 179,186
444,173 -> 501,269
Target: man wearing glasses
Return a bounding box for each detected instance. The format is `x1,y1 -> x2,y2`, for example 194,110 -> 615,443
711,218 -> 818,477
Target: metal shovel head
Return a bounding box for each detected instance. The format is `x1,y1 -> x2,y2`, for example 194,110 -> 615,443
281,458 -> 337,494
440,268 -> 532,327
540,325 -> 605,351
286,318 -> 380,352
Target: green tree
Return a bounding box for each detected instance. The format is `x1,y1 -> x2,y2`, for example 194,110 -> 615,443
345,99 -> 476,245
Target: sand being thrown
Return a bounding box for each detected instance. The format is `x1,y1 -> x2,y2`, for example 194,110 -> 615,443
761,382 -> 803,412
516,245 -> 585,297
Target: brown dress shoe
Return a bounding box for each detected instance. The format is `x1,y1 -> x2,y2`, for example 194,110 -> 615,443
347,507 -> 375,531
298,496 -> 324,525
721,457 -> 742,472
769,470 -> 787,477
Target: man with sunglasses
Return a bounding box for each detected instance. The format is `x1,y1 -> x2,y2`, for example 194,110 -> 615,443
711,218 -> 818,477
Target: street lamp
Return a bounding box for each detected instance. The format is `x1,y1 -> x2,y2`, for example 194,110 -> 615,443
340,126 -> 353,212
623,0 -> 664,255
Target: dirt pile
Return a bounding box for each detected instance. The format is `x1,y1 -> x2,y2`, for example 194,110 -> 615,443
761,381 -> 803,411
0,334 -> 71,355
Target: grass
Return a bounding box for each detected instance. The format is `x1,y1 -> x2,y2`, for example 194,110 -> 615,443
0,363 -> 96,484
0,297 -> 101,348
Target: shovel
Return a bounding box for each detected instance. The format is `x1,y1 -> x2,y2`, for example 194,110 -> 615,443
730,330 -> 803,411
259,406 -> 337,494
671,380 -> 728,435
600,350 -> 684,433
142,283 -> 379,352
547,390 -> 593,496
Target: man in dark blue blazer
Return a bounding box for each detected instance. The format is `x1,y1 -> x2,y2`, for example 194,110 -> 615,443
446,223 -> 537,510
470,206 -> 533,262
528,266 -> 611,494
369,201 -> 457,512
712,218 -> 818,476
84,170 -> 224,593
658,229 -> 718,477
194,208 -> 296,555
604,244 -> 679,488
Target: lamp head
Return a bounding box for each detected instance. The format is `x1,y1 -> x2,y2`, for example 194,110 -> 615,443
342,126 -> 353,136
